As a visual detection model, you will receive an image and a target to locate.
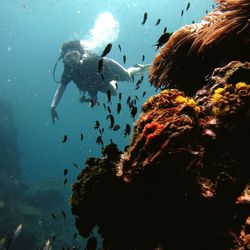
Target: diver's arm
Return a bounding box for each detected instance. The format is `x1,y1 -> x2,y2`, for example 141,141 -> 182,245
50,83 -> 67,124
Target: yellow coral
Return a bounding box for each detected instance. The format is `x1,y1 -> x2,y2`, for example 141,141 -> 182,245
175,95 -> 200,112
211,93 -> 224,104
236,82 -> 247,89
214,88 -> 225,95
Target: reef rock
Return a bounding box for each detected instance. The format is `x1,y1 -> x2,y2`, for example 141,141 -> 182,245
71,61 -> 250,250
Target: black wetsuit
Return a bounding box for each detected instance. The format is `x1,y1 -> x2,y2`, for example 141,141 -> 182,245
61,53 -> 131,102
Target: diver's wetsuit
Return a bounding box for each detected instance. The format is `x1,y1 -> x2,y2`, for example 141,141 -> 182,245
52,53 -> 131,107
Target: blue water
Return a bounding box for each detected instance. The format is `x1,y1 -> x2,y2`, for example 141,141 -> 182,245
0,0 -> 214,248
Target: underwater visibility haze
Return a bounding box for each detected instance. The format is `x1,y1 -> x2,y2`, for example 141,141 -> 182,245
0,0 -> 218,249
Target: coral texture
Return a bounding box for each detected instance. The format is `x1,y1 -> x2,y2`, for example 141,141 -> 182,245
71,61 -> 250,250
149,0 -> 250,94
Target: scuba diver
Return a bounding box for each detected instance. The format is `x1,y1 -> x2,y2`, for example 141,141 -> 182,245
51,40 -> 150,124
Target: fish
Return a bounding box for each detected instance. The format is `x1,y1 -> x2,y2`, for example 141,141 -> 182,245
107,90 -> 111,103
62,135 -> 67,143
107,106 -> 112,114
205,9 -> 208,14
86,236 -> 97,250
51,213 -> 56,220
117,102 -> 121,114
113,124 -> 121,131
107,114 -> 115,130
73,233 -> 77,240
61,210 -> 67,220
103,103 -> 106,110
192,20 -> 195,24
63,168 -> 68,176
118,92 -> 122,101
118,44 -> 121,52
98,58 -> 103,73
5,224 -> 23,250
155,18 -> 161,26
94,120 -> 100,129
123,124 -> 131,137
126,96 -> 131,104
181,9 -> 184,16
123,55 -> 126,64
212,4 -> 215,9
186,2 -> 190,11
41,239 -> 51,250
131,75 -> 135,82
73,162 -> 79,168
80,133 -> 83,141
153,32 -> 172,51
52,235 -> 56,242
101,43 -> 112,57
142,55 -> 145,62
96,135 -> 104,146
141,12 -> 148,25
142,91 -> 147,97
64,178 -> 68,186
163,26 -> 167,33
130,105 -> 138,120
99,128 -> 104,134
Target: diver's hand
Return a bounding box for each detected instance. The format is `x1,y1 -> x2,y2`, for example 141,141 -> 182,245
51,107 -> 59,124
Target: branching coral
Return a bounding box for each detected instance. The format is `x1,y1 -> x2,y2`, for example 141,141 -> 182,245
149,0 -> 250,94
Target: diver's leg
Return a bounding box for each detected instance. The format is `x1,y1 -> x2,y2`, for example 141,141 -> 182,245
127,64 -> 151,76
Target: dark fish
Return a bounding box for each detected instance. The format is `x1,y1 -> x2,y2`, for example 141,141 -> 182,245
107,90 -> 111,103
96,135 -> 104,146
98,58 -> 103,73
118,92 -> 122,101
153,32 -> 172,51
123,124 -> 131,137
73,162 -> 79,168
94,120 -> 100,129
107,106 -> 112,113
141,12 -> 148,25
130,105 -> 138,120
142,55 -> 145,62
62,135 -> 67,143
192,20 -> 195,24
117,102 -> 121,114
73,233 -> 77,240
131,75 -> 135,82
155,18 -> 161,26
103,103 -> 106,110
205,9 -> 208,14
123,55 -> 126,64
64,168 -> 68,176
118,44 -> 121,52
113,124 -> 121,131
99,128 -> 104,134
52,235 -> 56,242
127,96 -> 131,104
181,9 -> 184,16
163,26 -> 167,33
107,114 -> 115,130
101,43 -> 112,57
142,91 -> 147,97
61,210 -> 67,220
186,2 -> 190,11
64,178 -> 68,186
86,236 -> 97,250
212,4 -> 215,9
51,213 -> 56,220
135,95 -> 139,101
80,133 -> 83,141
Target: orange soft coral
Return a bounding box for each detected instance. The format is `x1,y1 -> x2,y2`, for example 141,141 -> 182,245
149,0 -> 250,94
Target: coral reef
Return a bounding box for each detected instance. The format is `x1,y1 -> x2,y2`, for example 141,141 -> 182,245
149,0 -> 250,94
71,61 -> 250,250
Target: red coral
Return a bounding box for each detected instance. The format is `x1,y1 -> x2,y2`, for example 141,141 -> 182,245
142,122 -> 165,145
